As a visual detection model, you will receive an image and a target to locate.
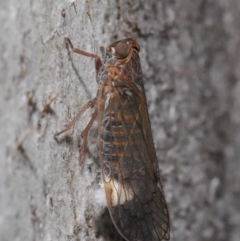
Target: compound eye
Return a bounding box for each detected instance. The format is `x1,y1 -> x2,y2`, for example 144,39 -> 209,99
115,42 -> 130,59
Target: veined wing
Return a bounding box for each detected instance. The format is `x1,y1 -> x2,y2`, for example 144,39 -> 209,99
97,79 -> 170,241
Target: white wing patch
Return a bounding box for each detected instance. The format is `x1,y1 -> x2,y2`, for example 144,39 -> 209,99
104,179 -> 134,207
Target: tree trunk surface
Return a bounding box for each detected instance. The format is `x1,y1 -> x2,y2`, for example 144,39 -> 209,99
0,1 -> 239,241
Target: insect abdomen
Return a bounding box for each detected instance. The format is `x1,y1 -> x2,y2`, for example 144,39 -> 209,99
101,114 -> 141,158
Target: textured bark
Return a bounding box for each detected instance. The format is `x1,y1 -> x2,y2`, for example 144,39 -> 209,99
0,0 -> 239,241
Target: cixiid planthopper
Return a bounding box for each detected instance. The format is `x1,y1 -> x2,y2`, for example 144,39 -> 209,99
55,37 -> 170,241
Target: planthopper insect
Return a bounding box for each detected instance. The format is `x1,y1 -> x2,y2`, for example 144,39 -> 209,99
55,37 -> 170,241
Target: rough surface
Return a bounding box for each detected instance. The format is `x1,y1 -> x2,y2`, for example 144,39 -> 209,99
0,0 -> 239,241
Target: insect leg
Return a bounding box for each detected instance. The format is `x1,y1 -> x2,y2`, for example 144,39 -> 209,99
79,109 -> 98,164
64,37 -> 102,75
54,97 -> 97,138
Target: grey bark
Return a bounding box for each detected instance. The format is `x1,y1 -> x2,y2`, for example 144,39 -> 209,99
0,0 -> 239,241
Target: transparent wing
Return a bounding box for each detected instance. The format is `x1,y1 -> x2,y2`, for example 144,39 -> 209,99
98,81 -> 170,241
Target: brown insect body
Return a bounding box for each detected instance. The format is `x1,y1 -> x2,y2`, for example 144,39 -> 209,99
56,38 -> 170,241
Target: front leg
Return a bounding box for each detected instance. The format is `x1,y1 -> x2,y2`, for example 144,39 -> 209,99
65,37 -> 102,75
